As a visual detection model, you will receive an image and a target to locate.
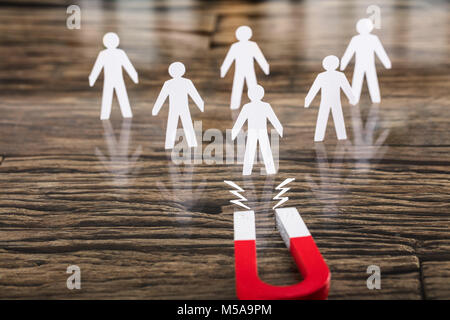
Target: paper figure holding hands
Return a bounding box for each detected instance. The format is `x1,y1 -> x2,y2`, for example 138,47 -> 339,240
340,18 -> 391,103
232,85 -> 283,176
305,55 -> 356,142
221,26 -> 269,110
89,32 -> 138,120
152,62 -> 204,149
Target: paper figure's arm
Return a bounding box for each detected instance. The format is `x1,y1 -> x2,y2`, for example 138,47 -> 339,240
373,36 -> 391,69
231,106 -> 249,140
152,82 -> 169,116
253,43 -> 269,75
340,38 -> 356,71
266,104 -> 283,137
339,73 -> 356,105
121,50 -> 139,83
220,45 -> 236,78
187,80 -> 204,112
304,75 -> 321,108
89,52 -> 104,87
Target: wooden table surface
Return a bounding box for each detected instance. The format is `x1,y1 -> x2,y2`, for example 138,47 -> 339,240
0,0 -> 449,299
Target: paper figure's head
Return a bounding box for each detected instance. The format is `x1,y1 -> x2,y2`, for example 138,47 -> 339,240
248,85 -> 264,101
236,26 -> 252,41
356,18 -> 373,34
103,32 -> 119,48
322,55 -> 339,71
169,62 -> 185,78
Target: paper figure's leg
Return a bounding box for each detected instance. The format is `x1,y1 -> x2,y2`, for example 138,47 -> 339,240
100,83 -> 114,120
331,105 -> 347,140
115,81 -> 133,118
314,105 -> 330,142
258,133 -> 276,175
231,73 -> 245,110
180,112 -> 198,148
245,70 -> 257,91
352,66 -> 365,103
351,103 -> 364,145
242,133 -> 258,175
165,113 -> 179,150
366,67 -> 381,103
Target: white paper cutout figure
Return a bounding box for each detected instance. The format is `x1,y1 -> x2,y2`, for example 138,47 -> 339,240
152,62 -> 204,149
305,55 -> 356,142
89,32 -> 138,120
340,18 -> 391,103
232,85 -> 283,176
221,26 -> 269,110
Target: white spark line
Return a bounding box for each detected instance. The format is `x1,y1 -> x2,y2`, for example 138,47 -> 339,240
224,180 -> 250,210
273,178 -> 295,209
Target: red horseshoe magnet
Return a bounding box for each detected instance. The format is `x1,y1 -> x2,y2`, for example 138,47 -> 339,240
233,207 -> 331,300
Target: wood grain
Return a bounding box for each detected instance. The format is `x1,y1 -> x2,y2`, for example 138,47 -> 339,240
0,0 -> 449,299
